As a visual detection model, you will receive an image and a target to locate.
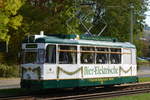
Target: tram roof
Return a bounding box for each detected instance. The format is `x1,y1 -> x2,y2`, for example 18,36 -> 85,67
33,35 -> 135,48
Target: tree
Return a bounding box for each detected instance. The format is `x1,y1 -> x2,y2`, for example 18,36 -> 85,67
0,0 -> 24,42
0,0 -> 24,64
6,0 -> 148,63
95,0 -> 147,42
20,0 -> 81,35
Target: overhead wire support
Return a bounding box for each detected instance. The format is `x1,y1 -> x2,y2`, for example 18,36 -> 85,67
130,3 -> 134,43
66,0 -> 96,35
66,0 -> 108,36
98,19 -> 107,36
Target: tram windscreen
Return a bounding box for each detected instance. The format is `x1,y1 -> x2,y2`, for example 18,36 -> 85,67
23,49 -> 44,64
24,51 -> 37,63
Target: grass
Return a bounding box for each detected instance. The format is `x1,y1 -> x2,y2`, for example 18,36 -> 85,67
139,77 -> 150,82
137,59 -> 150,65
0,88 -> 28,96
95,77 -> 150,100
96,93 -> 150,100
95,78 -> 150,100
0,88 -> 51,97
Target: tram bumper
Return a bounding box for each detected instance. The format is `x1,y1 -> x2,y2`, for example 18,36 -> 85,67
21,79 -> 43,89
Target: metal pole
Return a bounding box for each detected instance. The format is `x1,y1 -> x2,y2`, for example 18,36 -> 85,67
6,41 -> 8,53
130,3 -> 134,43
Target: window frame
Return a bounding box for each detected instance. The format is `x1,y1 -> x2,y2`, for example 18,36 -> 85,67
79,46 -> 122,64
22,48 -> 39,64
45,44 -> 56,64
44,44 -> 132,65
58,44 -> 77,64
80,46 -> 95,64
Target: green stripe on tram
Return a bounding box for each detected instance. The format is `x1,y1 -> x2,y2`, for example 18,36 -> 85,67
21,76 -> 138,89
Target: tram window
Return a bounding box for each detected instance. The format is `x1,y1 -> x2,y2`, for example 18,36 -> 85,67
123,49 -> 131,64
110,48 -> 121,64
81,47 -> 95,64
38,49 -> 45,64
131,49 -> 136,65
46,45 -> 56,63
23,49 -> 38,64
96,48 -> 109,64
59,45 -> 77,64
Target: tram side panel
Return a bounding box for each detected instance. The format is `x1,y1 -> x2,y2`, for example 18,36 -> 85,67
21,44 -> 138,89
43,64 -> 82,88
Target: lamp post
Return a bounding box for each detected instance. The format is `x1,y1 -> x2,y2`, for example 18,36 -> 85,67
101,4 -> 134,42
130,3 -> 134,43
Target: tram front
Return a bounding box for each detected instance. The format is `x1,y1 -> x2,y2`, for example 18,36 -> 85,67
20,34 -> 46,88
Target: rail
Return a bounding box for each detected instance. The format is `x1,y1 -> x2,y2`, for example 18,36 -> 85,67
1,82 -> 150,100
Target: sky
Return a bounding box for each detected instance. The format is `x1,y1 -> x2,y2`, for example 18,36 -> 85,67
145,1 -> 150,26
145,11 -> 150,26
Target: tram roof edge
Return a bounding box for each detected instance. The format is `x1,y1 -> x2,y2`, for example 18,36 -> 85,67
45,34 -> 118,42
32,35 -> 135,49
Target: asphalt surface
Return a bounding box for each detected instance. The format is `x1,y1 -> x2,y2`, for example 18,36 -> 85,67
138,65 -> 150,77
0,67 -> 150,89
0,78 -> 20,89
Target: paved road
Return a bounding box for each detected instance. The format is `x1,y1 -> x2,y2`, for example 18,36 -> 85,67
0,78 -> 20,89
138,65 -> 150,77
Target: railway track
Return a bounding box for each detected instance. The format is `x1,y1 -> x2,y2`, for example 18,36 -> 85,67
49,88 -> 150,100
1,82 -> 150,100
0,95 -> 33,100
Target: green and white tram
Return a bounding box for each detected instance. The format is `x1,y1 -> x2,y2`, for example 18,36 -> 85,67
21,33 -> 138,89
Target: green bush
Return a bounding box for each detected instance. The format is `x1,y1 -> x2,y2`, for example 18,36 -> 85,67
0,64 -> 19,77
137,59 -> 150,65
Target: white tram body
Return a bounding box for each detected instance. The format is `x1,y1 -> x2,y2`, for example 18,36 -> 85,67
21,34 -> 137,89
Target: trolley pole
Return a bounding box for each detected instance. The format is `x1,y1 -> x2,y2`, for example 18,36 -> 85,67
130,3 -> 134,43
